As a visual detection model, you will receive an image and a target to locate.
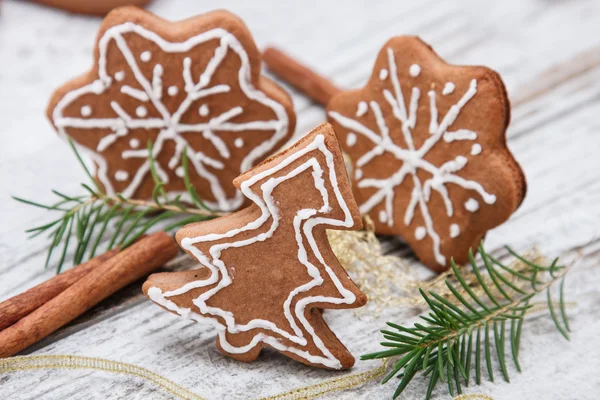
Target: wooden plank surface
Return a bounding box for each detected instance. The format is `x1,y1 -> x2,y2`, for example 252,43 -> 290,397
1,0 -> 600,398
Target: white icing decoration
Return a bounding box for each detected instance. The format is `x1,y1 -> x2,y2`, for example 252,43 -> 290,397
167,85 -> 179,96
148,134 -> 357,369
115,170 -> 129,181
121,85 -> 149,102
409,64 -> 421,77
378,210 -> 387,223
51,23 -> 290,212
444,129 -> 477,142
175,166 -> 184,177
152,64 -> 163,99
450,223 -> 460,238
442,82 -> 455,95
354,168 -> 363,180
471,143 -> 482,155
234,138 -> 244,148
136,106 -> 148,118
80,105 -> 92,117
140,50 -> 151,62
415,226 -> 426,240
356,101 -> 368,117
195,153 -> 224,170
199,104 -> 209,117
115,71 -> 125,81
465,198 -> 479,212
346,133 -> 357,147
129,138 -> 140,148
328,47 -> 496,266
379,69 -> 388,80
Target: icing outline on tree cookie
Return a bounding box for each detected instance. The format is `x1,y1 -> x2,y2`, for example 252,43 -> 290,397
147,133 -> 361,369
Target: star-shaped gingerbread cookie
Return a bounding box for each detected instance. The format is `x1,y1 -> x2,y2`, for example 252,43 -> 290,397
327,36 -> 526,271
143,123 -> 367,369
47,7 -> 295,211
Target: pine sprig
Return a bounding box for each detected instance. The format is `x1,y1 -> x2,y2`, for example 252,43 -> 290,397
362,245 -> 572,399
13,139 -> 224,273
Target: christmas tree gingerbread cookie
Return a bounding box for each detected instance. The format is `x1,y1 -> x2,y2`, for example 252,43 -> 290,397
47,7 -> 295,211
143,123 -> 367,369
325,37 -> 526,271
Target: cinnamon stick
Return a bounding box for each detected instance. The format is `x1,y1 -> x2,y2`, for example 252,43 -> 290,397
263,47 -> 340,105
0,249 -> 118,331
0,232 -> 178,358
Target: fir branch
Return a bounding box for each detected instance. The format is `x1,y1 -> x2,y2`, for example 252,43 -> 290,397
13,139 -> 224,273
362,245 -> 572,400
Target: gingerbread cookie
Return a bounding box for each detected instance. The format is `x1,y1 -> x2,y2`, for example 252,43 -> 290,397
33,0 -> 151,16
47,7 -> 295,211
327,36 -> 525,271
143,123 -> 367,369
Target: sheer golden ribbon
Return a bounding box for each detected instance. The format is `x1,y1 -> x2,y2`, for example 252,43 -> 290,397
0,355 -> 389,400
0,355 -> 493,399
329,219 -> 550,315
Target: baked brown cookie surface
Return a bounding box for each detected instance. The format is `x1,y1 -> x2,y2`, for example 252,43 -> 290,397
32,0 -> 151,16
143,123 -> 366,369
327,36 -> 525,271
47,7 -> 295,211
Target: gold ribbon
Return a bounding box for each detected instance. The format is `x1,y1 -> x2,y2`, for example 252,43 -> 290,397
330,221 -> 550,315
258,360 -> 388,400
0,355 -> 494,399
0,355 -> 388,400
0,355 -> 205,400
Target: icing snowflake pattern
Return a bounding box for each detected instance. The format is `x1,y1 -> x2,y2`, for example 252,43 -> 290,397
51,22 -> 290,211
329,47 -> 497,266
146,131 -> 365,369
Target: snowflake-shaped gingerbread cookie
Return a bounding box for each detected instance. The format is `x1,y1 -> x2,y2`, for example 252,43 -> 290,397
327,37 -> 526,271
47,8 -> 295,211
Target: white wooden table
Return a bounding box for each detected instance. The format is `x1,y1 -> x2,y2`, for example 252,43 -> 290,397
1,0 -> 600,399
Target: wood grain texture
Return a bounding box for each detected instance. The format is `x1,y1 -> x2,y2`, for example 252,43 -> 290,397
1,0 -> 599,398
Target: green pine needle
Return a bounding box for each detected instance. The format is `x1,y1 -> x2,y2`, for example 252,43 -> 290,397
361,245 -> 573,400
13,138 -> 223,273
